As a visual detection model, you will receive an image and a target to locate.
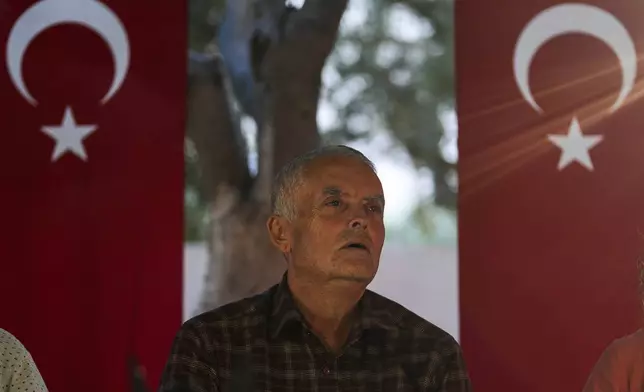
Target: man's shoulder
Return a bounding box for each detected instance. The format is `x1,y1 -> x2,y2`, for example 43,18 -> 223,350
0,328 -> 29,358
0,329 -> 48,391
613,328 -> 644,347
602,328 -> 644,361
364,290 -> 459,345
182,286 -> 276,333
583,329 -> 644,391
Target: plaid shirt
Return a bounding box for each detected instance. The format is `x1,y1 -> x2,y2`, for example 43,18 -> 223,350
159,274 -> 471,392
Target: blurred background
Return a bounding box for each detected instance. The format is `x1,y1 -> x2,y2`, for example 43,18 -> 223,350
183,0 -> 460,337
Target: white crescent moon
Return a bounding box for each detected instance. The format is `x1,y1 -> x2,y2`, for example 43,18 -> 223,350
513,3 -> 636,113
6,0 -> 130,106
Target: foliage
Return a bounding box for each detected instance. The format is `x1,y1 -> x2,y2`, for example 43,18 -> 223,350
323,0 -> 456,209
184,0 -> 456,242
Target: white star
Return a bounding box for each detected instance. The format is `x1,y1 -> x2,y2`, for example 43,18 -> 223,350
41,107 -> 97,162
547,117 -> 603,171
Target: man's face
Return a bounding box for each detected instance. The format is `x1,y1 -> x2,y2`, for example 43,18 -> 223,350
287,155 -> 385,284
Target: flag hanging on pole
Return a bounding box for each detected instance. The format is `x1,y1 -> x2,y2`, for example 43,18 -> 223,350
458,1 -> 644,391
0,1 -> 185,390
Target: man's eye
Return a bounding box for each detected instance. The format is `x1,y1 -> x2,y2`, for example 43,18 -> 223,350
369,205 -> 383,213
326,200 -> 340,207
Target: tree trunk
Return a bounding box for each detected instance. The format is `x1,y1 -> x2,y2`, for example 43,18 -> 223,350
188,0 -> 349,312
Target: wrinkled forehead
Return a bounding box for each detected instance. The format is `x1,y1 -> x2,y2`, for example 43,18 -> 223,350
300,155 -> 383,196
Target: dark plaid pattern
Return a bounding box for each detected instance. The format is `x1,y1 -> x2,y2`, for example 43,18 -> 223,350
159,274 -> 471,392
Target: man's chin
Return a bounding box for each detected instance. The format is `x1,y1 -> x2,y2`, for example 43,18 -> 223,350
328,270 -> 376,285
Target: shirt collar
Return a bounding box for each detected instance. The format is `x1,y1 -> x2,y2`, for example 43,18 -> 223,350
267,273 -> 398,340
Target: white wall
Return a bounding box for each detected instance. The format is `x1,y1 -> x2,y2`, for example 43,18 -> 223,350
183,242 -> 460,340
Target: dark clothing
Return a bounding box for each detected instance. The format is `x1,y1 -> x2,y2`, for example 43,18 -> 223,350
159,274 -> 471,391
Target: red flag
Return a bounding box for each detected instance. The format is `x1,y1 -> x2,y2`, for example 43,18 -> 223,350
0,1 -> 185,391
458,1 -> 644,391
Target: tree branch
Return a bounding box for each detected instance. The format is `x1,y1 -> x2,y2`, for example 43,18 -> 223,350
187,51 -> 252,203
285,0 -> 349,45
255,0 -> 349,187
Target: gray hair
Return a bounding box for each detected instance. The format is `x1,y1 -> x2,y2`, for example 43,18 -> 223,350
271,145 -> 376,220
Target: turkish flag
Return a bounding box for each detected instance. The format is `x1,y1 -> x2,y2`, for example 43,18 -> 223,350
0,1 -> 184,391
457,1 -> 644,391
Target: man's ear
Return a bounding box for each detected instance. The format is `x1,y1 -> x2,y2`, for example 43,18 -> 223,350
266,214 -> 291,253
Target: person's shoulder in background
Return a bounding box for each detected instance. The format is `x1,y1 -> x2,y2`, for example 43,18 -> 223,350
583,328 -> 644,392
0,328 -> 48,392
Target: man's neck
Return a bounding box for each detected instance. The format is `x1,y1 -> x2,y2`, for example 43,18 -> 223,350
287,273 -> 366,352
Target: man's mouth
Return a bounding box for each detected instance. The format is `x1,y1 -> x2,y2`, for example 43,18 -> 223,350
344,242 -> 369,252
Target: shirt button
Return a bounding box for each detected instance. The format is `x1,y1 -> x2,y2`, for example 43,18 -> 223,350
322,366 -> 331,376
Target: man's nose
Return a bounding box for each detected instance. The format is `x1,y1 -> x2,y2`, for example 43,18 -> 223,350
348,205 -> 368,229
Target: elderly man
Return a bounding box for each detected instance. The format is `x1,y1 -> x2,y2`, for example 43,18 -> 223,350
160,145 -> 471,391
